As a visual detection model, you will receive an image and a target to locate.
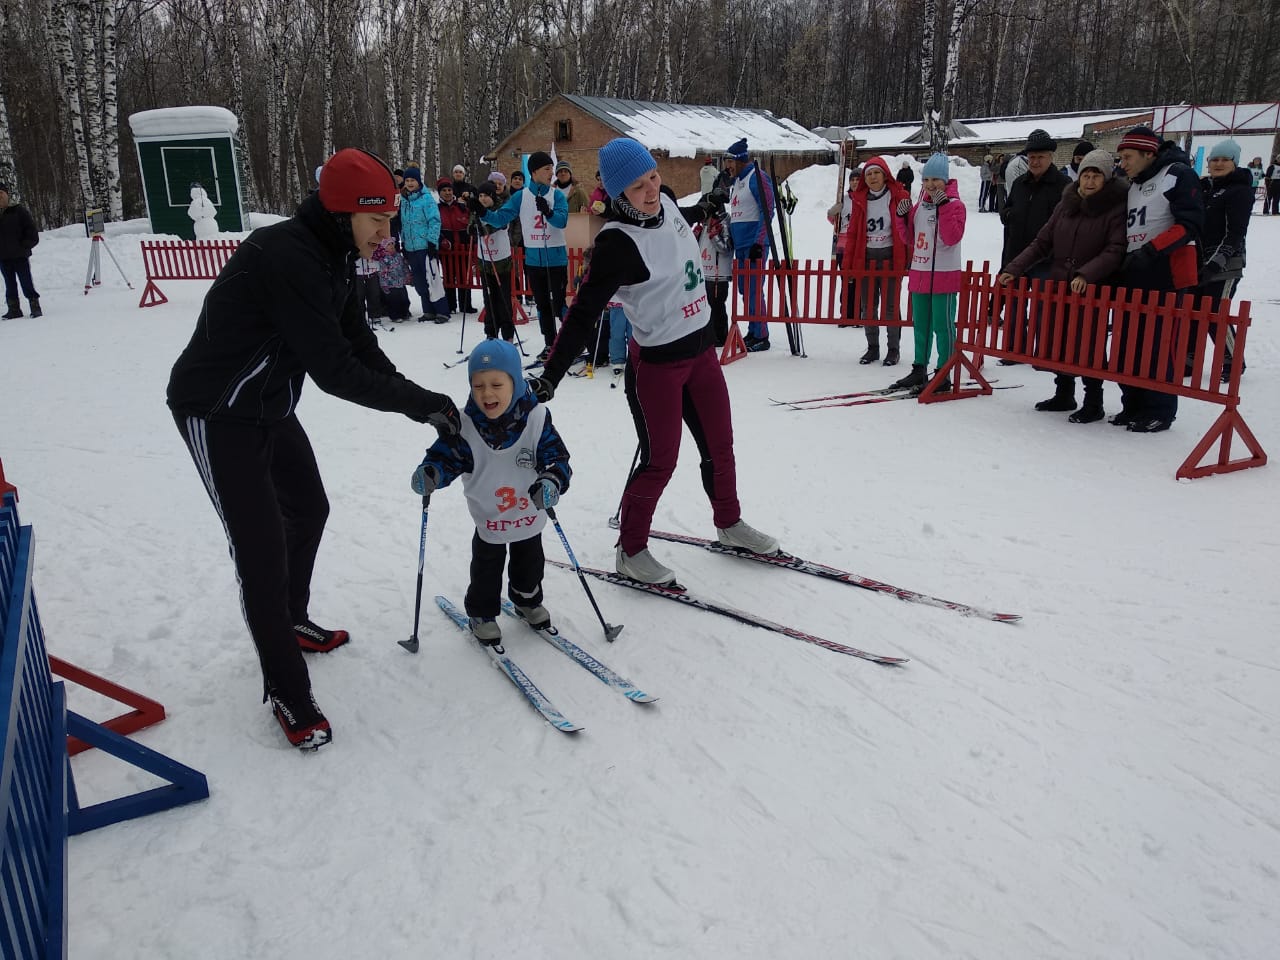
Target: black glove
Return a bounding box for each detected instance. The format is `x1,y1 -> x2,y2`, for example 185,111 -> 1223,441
748,243 -> 763,260
426,242 -> 439,257
467,195 -> 484,215
708,186 -> 729,206
421,392 -> 461,435
535,195 -> 552,218
527,376 -> 555,403
410,463 -> 438,496
1202,252 -> 1227,277
1123,243 -> 1157,275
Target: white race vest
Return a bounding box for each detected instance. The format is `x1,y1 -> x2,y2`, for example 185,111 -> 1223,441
478,227 -> 511,263
461,405 -> 549,544
865,192 -> 893,249
598,196 -> 708,347
1126,171 -> 1178,251
520,188 -> 565,249
698,223 -> 730,281
729,170 -> 764,226
837,194 -> 853,235
910,203 -> 962,272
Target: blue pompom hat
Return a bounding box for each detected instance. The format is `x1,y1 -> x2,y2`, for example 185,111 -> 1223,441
921,153 -> 950,181
1209,138 -> 1241,165
724,138 -> 749,161
467,339 -> 529,412
599,138 -> 658,199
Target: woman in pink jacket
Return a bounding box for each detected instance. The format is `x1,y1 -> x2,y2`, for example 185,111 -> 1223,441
889,153 -> 967,391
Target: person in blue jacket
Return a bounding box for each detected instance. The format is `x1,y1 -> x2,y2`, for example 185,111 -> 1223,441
722,138 -> 774,350
399,165 -> 451,322
480,151 -> 569,361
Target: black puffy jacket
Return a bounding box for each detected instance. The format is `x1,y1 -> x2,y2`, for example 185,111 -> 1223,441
1001,164 -> 1070,266
167,193 -> 448,425
0,202 -> 38,260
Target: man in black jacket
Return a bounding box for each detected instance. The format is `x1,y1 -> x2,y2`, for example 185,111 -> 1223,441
167,148 -> 460,752
997,129 -> 1070,376
0,183 -> 40,319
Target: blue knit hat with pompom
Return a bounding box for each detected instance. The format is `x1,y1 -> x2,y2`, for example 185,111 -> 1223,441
599,138 -> 658,199
921,153 -> 950,180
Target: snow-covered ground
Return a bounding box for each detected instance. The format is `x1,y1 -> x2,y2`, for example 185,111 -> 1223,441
3,160 -> 1278,960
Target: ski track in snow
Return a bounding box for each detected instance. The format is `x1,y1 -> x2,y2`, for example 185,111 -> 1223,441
2,161 -> 1278,959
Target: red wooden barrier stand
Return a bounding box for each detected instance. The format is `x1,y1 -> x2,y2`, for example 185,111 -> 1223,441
720,324 -> 749,365
0,458 -> 16,502
48,656 -> 167,756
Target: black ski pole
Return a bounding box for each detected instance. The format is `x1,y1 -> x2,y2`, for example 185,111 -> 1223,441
608,444 -> 641,529
546,506 -> 623,641
399,494 -> 431,653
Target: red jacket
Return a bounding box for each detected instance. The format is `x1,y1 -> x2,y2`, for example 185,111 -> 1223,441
840,157 -> 911,271
438,196 -> 470,239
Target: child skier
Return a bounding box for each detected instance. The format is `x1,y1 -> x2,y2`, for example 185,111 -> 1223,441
411,339 -> 572,642
372,236 -> 413,321
890,152 -> 967,391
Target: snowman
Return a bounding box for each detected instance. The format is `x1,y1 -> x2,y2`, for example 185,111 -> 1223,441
188,183 -> 219,239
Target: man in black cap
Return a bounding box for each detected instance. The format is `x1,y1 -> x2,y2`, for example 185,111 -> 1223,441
1063,140 -> 1096,181
997,128 -> 1070,372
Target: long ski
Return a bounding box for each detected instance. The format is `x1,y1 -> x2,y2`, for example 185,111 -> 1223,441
436,596 -> 582,732
647,531 -> 1022,624
500,601 -> 657,703
792,384 -> 1024,410
546,560 -> 907,665
771,380 -> 1004,406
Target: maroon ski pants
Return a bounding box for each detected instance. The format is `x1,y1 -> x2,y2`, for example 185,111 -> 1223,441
619,345 -> 741,554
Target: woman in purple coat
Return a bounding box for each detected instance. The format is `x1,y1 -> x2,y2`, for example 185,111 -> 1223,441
998,150 -> 1127,423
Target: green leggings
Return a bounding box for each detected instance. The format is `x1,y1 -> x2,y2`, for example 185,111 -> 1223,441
910,293 -> 958,367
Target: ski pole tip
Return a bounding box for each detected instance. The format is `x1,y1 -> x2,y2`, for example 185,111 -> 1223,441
605,623 -> 624,642
398,637 -> 420,654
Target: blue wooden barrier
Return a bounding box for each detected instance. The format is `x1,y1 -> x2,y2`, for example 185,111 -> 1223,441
1,491 -> 209,959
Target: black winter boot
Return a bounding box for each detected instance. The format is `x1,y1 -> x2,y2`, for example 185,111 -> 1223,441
882,348 -> 900,366
890,364 -> 926,391
1035,376 -> 1077,412
3,299 -> 21,320
1069,384 -> 1105,423
27,297 -> 41,318
858,346 -> 880,364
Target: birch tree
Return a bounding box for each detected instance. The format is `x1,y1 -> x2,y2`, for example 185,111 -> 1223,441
380,0 -> 402,164
53,3 -> 95,207
0,0 -> 14,190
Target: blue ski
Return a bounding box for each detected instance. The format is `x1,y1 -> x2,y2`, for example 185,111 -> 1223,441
436,596 -> 582,733
500,601 -> 658,704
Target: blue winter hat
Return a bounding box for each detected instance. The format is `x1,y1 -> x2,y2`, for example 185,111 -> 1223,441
599,137 -> 658,199
403,165 -> 423,184
724,138 -> 749,161
468,339 -> 528,410
1208,138 -> 1242,165
921,153 -> 950,180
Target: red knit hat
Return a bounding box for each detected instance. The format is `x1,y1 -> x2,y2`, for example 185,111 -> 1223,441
1117,126 -> 1161,154
318,148 -> 399,213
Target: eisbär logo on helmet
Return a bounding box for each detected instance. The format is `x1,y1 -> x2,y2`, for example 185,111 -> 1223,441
358,195 -> 389,206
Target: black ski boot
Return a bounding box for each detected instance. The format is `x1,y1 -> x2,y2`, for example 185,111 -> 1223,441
1035,376 -> 1077,412
1069,381 -> 1105,423
889,364 -> 926,391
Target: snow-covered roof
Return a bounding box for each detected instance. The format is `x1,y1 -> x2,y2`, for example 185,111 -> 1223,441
128,106 -> 239,139
831,110 -> 1151,150
563,95 -> 836,159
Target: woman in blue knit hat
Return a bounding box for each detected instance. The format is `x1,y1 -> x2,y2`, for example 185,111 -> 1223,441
527,138 -> 780,586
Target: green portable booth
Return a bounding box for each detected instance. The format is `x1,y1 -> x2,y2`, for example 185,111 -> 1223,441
128,106 -> 246,238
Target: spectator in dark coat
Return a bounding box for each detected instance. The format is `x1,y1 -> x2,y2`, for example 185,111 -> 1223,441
0,183 -> 40,319
895,161 -> 915,198
999,149 -> 1127,422
1264,154 -> 1280,215
1194,138 -> 1254,381
997,129 -> 1070,364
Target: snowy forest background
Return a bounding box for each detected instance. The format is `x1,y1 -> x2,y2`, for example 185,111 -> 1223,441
2,0 -> 1279,228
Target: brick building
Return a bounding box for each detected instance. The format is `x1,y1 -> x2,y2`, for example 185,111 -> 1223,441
486,94 -> 836,197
